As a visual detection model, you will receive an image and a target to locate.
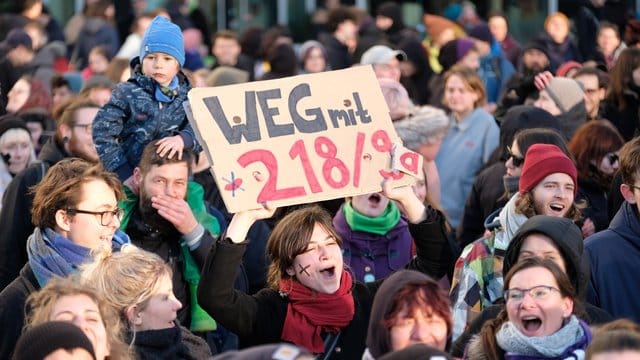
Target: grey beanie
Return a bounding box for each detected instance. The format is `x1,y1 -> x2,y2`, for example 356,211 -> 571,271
394,106 -> 450,150
544,77 -> 585,113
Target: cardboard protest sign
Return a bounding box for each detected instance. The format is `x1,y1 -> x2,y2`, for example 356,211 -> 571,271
187,66 -> 422,213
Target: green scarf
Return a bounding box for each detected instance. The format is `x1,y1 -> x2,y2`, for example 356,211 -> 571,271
343,200 -> 401,235
119,181 -> 218,332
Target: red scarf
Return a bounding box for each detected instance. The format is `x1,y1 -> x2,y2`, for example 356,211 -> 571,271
279,270 -> 355,353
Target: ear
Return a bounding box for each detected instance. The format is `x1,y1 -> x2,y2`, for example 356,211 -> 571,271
285,265 -> 295,277
125,305 -> 143,326
55,209 -> 72,232
133,167 -> 143,187
620,184 -> 637,204
58,123 -> 72,141
562,296 -> 574,318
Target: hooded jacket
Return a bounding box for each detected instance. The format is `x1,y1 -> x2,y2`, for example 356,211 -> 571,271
586,201 -> 640,322
451,215 -> 611,357
503,216 -> 588,297
93,57 -> 201,181
364,270 -> 448,359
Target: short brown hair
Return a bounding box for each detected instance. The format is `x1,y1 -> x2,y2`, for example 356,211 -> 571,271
266,206 -> 342,289
619,136 -> 640,186
55,98 -> 100,141
31,158 -> 123,229
212,30 -> 239,45
443,65 -> 487,108
137,142 -> 194,176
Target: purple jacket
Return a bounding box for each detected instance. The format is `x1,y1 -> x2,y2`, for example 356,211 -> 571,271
333,208 -> 413,283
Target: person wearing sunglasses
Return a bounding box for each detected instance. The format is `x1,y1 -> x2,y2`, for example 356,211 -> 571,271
456,105 -> 564,250
568,120 -> 625,237
465,257 -> 592,359
0,158 -> 129,359
451,143 -> 581,341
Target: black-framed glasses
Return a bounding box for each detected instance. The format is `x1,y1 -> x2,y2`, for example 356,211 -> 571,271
72,123 -> 93,133
504,285 -> 560,302
629,184 -> 640,192
66,208 -> 124,226
605,152 -> 619,165
506,146 -> 525,167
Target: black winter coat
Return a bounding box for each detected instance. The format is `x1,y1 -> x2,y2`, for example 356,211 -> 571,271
198,210 -> 453,359
0,264 -> 39,359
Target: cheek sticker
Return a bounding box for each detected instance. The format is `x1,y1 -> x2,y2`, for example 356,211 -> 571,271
298,263 -> 311,277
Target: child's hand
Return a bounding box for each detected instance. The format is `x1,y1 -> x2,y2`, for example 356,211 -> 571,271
156,135 -> 185,160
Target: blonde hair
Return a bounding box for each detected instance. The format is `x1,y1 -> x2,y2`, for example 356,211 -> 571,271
25,276 -> 133,360
80,245 -> 172,321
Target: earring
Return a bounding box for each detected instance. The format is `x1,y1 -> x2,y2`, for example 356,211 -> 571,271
62,136 -> 69,143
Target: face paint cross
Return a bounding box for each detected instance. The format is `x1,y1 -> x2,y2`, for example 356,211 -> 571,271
298,263 -> 311,277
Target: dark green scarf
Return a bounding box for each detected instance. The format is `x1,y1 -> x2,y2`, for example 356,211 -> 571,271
343,200 -> 401,235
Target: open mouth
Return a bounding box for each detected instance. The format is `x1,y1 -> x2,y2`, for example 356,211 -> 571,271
522,316 -> 542,334
368,193 -> 382,205
548,203 -> 566,214
319,266 -> 336,278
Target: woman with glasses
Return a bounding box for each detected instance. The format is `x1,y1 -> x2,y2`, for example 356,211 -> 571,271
0,158 -> 129,358
465,257 -> 592,359
568,120 -> 625,236
451,215 -> 611,357
451,143 -> 581,341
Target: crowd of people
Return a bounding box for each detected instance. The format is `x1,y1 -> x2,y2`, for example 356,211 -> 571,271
1,0 -> 640,359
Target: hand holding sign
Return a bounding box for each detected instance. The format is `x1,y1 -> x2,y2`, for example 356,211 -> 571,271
186,66 -> 422,213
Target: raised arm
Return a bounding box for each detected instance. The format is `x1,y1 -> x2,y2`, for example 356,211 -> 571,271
197,205 -> 276,337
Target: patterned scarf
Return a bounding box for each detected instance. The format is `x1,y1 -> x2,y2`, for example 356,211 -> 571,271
27,227 -> 130,287
279,270 -> 355,354
155,76 -> 179,103
496,315 -> 586,358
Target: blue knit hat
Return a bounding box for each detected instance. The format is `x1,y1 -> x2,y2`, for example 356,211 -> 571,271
140,16 -> 185,67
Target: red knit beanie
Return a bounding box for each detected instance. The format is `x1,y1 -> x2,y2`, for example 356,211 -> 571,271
519,144 -> 577,196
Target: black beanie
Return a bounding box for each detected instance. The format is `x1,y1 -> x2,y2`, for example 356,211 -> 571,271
0,115 -> 29,139
13,321 -> 96,360
468,23 -> 494,44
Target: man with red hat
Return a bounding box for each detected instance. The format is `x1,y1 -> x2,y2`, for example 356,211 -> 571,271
450,143 -> 580,340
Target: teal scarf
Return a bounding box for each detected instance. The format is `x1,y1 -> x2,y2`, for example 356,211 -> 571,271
154,76 -> 179,103
343,200 -> 401,235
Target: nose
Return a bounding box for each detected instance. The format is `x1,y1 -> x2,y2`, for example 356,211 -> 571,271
519,292 -> 537,308
172,295 -> 182,311
164,184 -> 177,197
71,315 -> 88,330
505,157 -> 513,169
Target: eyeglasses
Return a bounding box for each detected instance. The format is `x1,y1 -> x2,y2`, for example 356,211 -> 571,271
605,152 -> 619,165
73,123 -> 93,133
504,285 -> 560,302
66,208 -> 124,226
506,146 -> 525,167
629,184 -> 640,192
